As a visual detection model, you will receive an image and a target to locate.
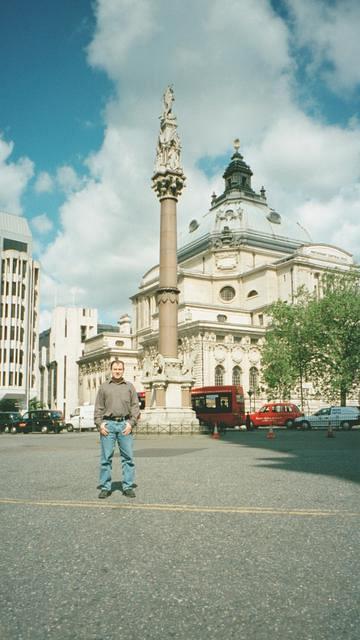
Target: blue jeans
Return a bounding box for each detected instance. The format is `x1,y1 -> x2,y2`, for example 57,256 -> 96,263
99,420 -> 135,491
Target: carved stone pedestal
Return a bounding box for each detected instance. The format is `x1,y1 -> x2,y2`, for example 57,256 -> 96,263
139,358 -> 201,434
137,407 -> 201,434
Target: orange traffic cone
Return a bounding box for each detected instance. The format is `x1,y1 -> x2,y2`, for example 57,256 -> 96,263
266,427 -> 276,439
212,423 -> 220,439
326,426 -> 335,438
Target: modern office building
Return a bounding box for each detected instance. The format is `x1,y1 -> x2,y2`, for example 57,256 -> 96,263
39,306 -> 98,419
0,211 -> 40,407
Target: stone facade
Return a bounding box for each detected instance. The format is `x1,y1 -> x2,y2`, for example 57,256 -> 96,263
39,306 -> 98,419
131,145 -> 355,413
77,314 -> 139,407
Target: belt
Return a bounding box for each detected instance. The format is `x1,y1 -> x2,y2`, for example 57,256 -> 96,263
104,415 -> 130,422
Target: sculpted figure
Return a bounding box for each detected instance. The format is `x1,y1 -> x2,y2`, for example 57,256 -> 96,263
163,86 -> 174,118
153,353 -> 165,375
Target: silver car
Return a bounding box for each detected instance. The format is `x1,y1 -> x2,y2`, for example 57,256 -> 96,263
294,406 -> 360,430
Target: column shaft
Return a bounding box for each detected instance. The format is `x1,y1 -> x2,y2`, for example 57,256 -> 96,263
158,196 -> 178,357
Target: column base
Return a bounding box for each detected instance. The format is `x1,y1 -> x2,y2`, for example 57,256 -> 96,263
136,408 -> 203,434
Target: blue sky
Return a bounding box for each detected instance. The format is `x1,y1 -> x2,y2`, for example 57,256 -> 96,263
1,0 -> 360,328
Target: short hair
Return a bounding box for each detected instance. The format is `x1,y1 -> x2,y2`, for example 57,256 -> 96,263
111,360 -> 125,370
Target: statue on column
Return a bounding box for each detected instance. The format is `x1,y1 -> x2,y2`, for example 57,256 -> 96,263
154,85 -> 182,175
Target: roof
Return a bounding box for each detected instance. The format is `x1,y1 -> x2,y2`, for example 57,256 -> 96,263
0,211 -> 32,240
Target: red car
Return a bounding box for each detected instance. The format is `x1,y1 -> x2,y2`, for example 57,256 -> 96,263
249,402 -> 303,429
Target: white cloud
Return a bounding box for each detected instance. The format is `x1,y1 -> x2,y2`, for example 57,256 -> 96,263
34,171 -> 54,194
295,185 -> 360,258
87,0 -> 156,76
0,135 -> 34,214
56,165 -> 83,194
39,308 -> 52,333
286,0 -> 360,92
38,0 -> 360,320
247,112 -> 360,206
31,213 -> 54,234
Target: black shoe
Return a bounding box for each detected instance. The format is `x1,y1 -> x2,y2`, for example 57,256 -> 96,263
98,489 -> 112,499
123,488 -> 136,498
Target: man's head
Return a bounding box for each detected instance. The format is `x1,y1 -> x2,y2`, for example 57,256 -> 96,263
110,360 -> 125,381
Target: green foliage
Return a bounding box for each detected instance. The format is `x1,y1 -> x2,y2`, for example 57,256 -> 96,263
261,269 -> 360,406
307,269 -> 360,404
28,397 -> 45,410
0,398 -> 19,412
261,289 -> 315,405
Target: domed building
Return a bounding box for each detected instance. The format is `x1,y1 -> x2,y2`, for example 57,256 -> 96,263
132,142 -> 354,410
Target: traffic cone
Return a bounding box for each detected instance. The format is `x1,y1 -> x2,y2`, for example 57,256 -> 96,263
212,423 -> 220,439
266,427 -> 276,439
326,426 -> 335,438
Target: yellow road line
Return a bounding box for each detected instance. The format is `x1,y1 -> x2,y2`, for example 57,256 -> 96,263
0,497 -> 358,518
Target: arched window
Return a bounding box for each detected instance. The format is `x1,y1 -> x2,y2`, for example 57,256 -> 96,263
215,365 -> 224,386
247,290 -> 258,298
249,366 -> 259,391
232,366 -> 242,386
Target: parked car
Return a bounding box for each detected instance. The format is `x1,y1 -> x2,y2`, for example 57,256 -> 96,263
294,406 -> 360,430
249,402 -> 303,429
0,411 -> 22,433
12,410 -> 66,434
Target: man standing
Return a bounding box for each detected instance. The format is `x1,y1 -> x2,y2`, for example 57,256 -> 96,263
94,360 -> 140,499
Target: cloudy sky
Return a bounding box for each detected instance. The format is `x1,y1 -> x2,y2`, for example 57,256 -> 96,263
1,0 -> 360,329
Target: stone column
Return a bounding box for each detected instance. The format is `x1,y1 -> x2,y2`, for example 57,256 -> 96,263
138,87 -> 201,433
157,195 -> 179,357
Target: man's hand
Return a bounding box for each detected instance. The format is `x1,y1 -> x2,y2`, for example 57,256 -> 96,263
99,421 -> 109,436
122,421 -> 132,436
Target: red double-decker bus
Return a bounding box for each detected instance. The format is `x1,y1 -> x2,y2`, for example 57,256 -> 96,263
191,385 -> 245,429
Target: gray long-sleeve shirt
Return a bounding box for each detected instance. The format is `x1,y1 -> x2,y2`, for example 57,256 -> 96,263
94,379 -> 140,428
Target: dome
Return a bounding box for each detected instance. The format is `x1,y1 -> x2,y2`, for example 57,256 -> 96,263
179,143 -> 310,253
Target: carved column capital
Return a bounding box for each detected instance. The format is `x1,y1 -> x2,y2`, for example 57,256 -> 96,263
152,171 -> 186,200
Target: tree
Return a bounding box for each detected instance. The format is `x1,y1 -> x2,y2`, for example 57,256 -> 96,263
261,269 -> 360,407
307,270 -> 360,405
28,397 -> 45,410
261,290 -> 315,406
0,398 -> 19,412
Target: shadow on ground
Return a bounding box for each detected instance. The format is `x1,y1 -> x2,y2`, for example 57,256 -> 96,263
215,429 -> 360,485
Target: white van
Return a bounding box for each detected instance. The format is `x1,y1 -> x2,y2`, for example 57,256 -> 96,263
294,406 -> 360,430
66,405 -> 96,432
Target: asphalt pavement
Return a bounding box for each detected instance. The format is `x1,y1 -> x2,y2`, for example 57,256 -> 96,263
0,429 -> 359,640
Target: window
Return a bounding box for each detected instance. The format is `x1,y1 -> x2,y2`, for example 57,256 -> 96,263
232,366 -> 242,385
249,366 -> 259,392
220,286 -> 235,301
215,365 -> 224,386
3,239 -> 28,252
247,290 -> 258,298
217,314 -> 227,323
